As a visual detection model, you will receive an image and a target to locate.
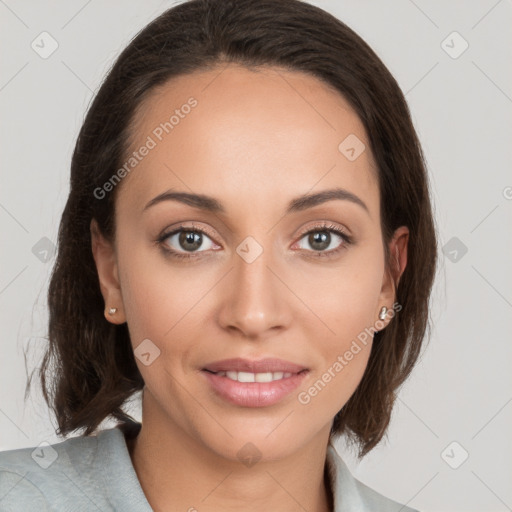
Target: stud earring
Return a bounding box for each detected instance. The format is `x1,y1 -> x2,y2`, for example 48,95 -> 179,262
378,306 -> 388,321
108,307 -> 118,315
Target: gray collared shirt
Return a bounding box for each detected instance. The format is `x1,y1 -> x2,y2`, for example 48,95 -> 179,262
0,425 -> 419,511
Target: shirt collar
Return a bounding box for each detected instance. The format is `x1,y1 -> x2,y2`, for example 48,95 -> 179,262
326,438 -> 367,511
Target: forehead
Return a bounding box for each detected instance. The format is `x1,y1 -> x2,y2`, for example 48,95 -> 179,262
118,64 -> 379,221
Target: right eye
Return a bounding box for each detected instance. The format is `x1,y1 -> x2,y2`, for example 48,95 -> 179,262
156,224 -> 220,260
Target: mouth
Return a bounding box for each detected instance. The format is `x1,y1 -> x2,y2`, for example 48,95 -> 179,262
200,357 -> 309,407
202,368 -> 308,383
202,357 -> 308,377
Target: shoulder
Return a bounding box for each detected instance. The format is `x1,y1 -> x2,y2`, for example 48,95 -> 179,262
0,429 -> 112,511
326,443 -> 420,512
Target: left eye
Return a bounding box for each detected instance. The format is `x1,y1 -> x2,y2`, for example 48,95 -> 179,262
296,228 -> 350,254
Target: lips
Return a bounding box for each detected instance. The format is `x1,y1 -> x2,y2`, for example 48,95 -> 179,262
202,357 -> 308,374
201,359 -> 309,407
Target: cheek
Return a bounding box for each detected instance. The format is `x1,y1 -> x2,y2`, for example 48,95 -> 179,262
298,313 -> 374,416
116,238 -> 174,344
117,244 -> 211,371
294,252 -> 383,410
296,251 -> 384,342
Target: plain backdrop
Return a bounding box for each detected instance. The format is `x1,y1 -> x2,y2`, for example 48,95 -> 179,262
1,1 -> 511,511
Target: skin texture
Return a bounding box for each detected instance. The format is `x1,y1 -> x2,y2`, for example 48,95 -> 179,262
91,64 -> 408,512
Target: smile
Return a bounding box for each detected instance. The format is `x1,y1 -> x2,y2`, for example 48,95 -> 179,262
201,368 -> 309,407
210,370 -> 296,382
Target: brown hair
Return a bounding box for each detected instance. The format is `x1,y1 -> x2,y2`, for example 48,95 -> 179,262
26,0 -> 438,458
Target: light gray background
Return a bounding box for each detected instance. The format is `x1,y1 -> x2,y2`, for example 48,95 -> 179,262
1,1 -> 511,511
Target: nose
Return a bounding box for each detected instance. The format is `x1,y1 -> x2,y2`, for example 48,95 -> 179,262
217,239 -> 292,340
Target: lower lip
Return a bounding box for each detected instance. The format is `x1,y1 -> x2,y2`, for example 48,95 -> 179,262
201,370 -> 308,407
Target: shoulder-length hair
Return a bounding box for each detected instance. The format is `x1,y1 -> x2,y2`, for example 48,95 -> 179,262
26,0 -> 438,458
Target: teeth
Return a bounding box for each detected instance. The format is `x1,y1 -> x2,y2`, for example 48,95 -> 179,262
216,371 -> 294,382
258,371 -> 282,382
237,371 -> 254,382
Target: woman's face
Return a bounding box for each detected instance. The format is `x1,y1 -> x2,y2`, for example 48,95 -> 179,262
92,64 -> 408,461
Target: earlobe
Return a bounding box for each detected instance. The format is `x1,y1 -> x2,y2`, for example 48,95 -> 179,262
90,219 -> 126,324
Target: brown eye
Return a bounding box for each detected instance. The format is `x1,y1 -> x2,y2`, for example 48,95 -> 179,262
163,229 -> 215,253
295,223 -> 353,258
306,231 -> 331,251
156,223 -> 220,260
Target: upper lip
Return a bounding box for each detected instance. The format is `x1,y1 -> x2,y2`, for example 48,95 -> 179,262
202,358 -> 308,374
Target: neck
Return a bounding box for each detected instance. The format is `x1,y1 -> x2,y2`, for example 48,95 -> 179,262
125,415 -> 334,512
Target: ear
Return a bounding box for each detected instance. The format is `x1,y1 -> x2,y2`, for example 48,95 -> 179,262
375,225 -> 409,328
90,218 -> 126,324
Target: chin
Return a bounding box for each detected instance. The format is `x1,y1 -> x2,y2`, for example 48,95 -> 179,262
195,418 -> 313,463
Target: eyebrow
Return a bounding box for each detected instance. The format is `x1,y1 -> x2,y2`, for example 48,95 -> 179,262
143,187 -> 369,215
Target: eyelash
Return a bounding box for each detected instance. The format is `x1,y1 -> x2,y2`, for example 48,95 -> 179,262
155,222 -> 354,261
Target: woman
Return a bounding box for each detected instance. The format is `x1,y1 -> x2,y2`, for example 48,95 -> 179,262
0,0 -> 438,510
